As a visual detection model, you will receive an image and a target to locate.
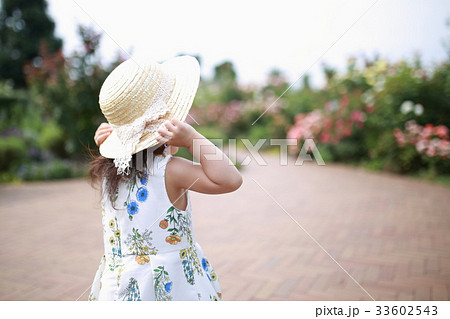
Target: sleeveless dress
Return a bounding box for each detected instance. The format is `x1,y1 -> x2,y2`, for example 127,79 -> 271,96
88,153 -> 222,301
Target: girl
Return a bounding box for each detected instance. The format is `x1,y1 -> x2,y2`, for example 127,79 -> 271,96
88,56 -> 242,301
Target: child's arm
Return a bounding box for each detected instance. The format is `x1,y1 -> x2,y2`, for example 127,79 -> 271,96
157,119 -> 242,195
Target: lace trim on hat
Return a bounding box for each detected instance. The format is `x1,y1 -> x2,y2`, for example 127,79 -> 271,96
111,77 -> 175,175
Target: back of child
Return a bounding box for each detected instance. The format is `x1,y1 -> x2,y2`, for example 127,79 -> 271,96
89,149 -> 222,301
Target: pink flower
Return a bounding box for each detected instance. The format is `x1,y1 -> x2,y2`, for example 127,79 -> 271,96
421,124 -> 434,140
350,110 -> 365,123
416,140 -> 428,153
426,145 -> 437,157
319,132 -> 331,143
434,125 -> 449,139
323,118 -> 333,130
405,120 -> 421,135
287,125 -> 302,140
439,140 -> 450,157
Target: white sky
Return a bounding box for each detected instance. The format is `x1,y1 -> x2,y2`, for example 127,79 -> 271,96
47,0 -> 450,87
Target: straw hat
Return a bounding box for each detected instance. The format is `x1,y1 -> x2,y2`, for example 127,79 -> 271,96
98,55 -> 200,174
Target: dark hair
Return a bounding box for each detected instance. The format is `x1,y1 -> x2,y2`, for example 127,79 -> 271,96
89,145 -> 164,207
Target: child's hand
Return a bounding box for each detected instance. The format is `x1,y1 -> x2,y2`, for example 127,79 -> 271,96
156,118 -> 196,149
94,123 -> 113,147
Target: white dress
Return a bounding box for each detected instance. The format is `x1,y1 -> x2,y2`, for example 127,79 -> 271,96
88,153 -> 222,301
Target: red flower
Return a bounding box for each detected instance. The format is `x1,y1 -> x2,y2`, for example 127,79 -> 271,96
434,125 -> 449,139
319,132 -> 330,143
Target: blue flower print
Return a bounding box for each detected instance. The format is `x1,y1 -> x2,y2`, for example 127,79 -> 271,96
202,258 -> 208,271
165,282 -> 173,293
127,201 -> 139,216
202,258 -> 212,281
137,187 -> 148,202
140,173 -> 148,186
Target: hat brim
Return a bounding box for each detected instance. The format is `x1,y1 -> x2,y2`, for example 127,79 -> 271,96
99,56 -> 200,159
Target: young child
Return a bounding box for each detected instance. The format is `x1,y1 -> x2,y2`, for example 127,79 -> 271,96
88,56 -> 242,301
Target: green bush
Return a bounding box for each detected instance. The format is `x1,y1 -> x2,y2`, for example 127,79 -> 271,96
17,159 -> 86,181
0,137 -> 27,171
37,120 -> 66,157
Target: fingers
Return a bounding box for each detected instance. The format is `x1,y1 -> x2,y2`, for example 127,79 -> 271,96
157,125 -> 173,138
155,131 -> 170,144
99,122 -> 111,130
164,119 -> 177,132
95,131 -> 112,146
156,119 -> 190,147
157,121 -> 173,144
94,123 -> 113,147
155,135 -> 170,144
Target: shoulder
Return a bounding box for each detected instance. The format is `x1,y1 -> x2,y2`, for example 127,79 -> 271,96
165,155 -> 203,191
166,155 -> 195,176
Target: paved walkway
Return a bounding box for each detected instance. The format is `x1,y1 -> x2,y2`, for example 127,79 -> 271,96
0,153 -> 449,301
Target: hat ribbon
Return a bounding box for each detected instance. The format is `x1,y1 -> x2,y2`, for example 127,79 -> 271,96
112,99 -> 169,175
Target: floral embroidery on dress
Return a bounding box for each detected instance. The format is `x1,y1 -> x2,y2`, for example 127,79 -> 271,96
153,266 -> 173,301
179,229 -> 203,285
123,172 -> 149,221
159,206 -> 191,245
108,217 -> 123,271
124,228 -> 157,264
201,257 -> 218,282
140,173 -> 148,186
136,187 -> 148,202
126,201 -> 139,220
119,277 -> 141,301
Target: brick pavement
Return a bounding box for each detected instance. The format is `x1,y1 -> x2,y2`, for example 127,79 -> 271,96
0,153 -> 449,301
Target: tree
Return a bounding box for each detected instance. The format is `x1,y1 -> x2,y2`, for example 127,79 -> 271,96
25,25 -> 109,158
0,0 -> 62,88
212,61 -> 242,103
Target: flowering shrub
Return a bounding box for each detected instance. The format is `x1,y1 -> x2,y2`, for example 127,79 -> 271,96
285,55 -> 450,176
287,96 -> 367,153
187,101 -> 243,128
394,121 -> 450,159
